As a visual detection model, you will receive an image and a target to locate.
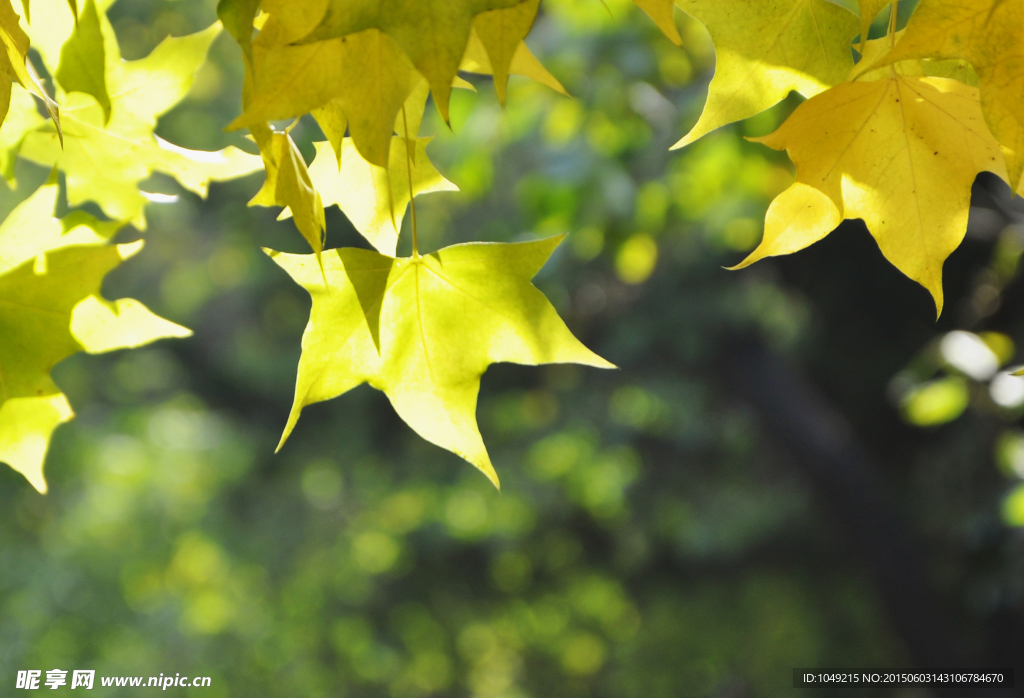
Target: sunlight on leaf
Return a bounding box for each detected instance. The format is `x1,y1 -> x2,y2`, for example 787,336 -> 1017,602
267,236 -> 614,487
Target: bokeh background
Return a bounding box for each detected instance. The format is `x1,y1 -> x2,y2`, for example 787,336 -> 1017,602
1,0 -> 1022,695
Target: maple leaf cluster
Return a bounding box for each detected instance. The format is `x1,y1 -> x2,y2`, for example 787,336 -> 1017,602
5,0 -> 1021,494
216,0 -> 644,486
0,0 -> 261,492
218,0 -> 1024,486
676,0 -> 1024,316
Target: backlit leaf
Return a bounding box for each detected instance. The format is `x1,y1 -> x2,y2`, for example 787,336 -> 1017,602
460,29 -> 568,98
741,74 -> 1005,314
297,0 -> 529,122
302,137 -> 457,256
0,0 -> 59,135
863,0 -> 1024,189
20,17 -> 262,228
673,0 -> 858,148
250,125 -> 327,260
471,0 -> 540,104
229,0 -> 552,167
232,27 -> 420,168
55,0 -> 109,122
0,184 -> 190,492
268,236 -> 614,487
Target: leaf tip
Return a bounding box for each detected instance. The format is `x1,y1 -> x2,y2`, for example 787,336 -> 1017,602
117,240 -> 145,260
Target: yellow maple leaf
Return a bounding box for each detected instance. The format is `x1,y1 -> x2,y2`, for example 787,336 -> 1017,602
301,137 -> 457,257
267,237 -> 614,487
0,182 -> 190,493
673,0 -> 859,148
851,31 -> 977,83
862,0 -> 1024,190
738,74 -> 1006,315
55,0 -> 110,122
0,394 -> 73,494
20,0 -> 114,71
19,14 -> 262,228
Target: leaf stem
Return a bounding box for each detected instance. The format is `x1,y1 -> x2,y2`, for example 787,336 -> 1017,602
401,106 -> 419,259
888,1 -> 898,47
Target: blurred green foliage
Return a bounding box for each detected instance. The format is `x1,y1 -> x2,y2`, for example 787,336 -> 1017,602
1,0 -> 1022,696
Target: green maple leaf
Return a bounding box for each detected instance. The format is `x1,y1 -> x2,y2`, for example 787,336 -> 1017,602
18,6 -> 262,228
0,182 -> 190,492
673,0 -> 858,148
268,236 -> 614,487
